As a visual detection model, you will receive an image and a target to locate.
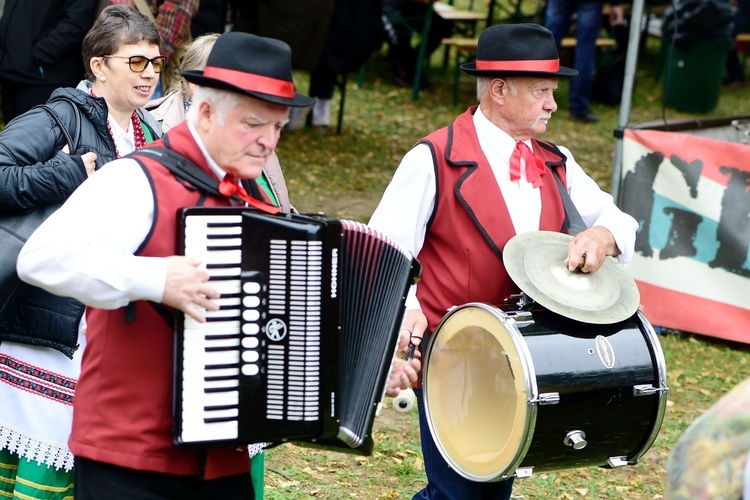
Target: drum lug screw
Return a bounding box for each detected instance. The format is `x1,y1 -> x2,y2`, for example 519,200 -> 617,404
564,430 -> 588,450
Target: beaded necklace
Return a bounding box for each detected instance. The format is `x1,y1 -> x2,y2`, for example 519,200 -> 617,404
91,88 -> 146,158
107,113 -> 147,158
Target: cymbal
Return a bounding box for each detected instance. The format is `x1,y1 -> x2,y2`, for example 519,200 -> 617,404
504,231 -> 640,324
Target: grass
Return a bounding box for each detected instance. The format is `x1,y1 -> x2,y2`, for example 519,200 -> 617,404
262,22 -> 750,499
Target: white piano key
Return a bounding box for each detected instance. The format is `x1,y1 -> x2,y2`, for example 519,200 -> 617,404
202,250 -> 242,265
211,280 -> 241,296
196,407 -> 239,420
183,321 -> 240,336
203,308 -> 240,320
182,389 -> 238,407
183,337 -> 240,350
201,378 -> 240,390
182,350 -> 239,367
207,267 -> 242,278
180,420 -> 238,442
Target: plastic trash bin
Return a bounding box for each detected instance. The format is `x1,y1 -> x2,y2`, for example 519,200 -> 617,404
662,37 -> 733,113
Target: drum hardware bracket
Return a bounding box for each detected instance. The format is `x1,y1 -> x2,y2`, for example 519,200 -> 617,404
530,392 -> 560,405
633,384 -> 669,397
505,292 -> 535,312
563,430 -> 588,450
606,456 -> 629,468
514,467 -> 534,478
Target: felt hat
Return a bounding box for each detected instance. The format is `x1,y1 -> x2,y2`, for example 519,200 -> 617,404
461,23 -> 578,78
182,32 -> 315,108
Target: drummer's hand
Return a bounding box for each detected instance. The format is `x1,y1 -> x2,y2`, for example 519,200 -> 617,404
565,226 -> 619,273
397,308 -> 427,358
386,356 -> 421,397
386,309 -> 426,397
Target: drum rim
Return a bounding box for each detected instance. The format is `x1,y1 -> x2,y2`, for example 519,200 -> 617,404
627,310 -> 669,464
423,302 -> 539,482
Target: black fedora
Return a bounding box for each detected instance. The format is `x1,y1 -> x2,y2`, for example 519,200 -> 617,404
461,24 -> 578,78
182,32 -> 315,108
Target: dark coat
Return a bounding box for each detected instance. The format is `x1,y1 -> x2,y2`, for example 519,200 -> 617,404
0,86 -> 162,357
0,0 -> 95,86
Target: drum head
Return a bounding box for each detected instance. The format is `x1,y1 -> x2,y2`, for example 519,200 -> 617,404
424,304 -> 535,481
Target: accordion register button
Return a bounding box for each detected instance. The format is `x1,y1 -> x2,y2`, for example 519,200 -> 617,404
242,337 -> 259,348
241,364 -> 259,376
243,282 -> 261,294
242,323 -> 260,335
242,351 -> 259,363
243,296 -> 260,308
243,309 -> 260,321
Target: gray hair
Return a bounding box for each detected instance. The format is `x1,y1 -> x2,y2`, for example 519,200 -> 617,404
476,76 -> 518,101
187,86 -> 244,126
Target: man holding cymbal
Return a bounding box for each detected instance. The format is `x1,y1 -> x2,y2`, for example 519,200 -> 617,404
369,23 -> 639,500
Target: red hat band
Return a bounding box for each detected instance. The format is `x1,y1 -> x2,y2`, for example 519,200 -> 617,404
202,65 -> 295,99
475,58 -> 560,73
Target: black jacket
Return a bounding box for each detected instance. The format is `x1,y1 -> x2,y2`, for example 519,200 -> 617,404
0,0 -> 95,86
0,85 -> 162,357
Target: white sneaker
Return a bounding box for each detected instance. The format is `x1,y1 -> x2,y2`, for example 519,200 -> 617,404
311,98 -> 331,127
285,106 -> 311,131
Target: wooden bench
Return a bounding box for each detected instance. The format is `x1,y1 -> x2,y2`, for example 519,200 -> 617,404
441,36 -> 617,104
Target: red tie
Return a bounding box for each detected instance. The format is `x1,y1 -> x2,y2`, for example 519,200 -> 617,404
218,174 -> 280,214
509,141 -> 545,188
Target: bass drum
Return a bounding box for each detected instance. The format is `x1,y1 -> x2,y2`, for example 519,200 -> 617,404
423,302 -> 668,482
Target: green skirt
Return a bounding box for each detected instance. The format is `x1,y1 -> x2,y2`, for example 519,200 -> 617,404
0,448 -> 74,499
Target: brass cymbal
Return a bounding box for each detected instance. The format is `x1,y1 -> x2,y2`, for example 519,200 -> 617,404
504,231 -> 640,324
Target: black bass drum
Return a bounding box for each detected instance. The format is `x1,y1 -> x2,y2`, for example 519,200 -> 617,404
422,302 -> 668,482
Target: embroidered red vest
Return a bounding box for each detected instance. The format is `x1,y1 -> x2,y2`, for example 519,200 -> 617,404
72,123 -> 251,480
416,107 -> 570,332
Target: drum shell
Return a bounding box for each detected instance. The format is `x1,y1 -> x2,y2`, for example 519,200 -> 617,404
516,309 -> 662,471
423,303 -> 667,481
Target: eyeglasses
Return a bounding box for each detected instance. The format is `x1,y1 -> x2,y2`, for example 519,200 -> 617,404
103,55 -> 168,73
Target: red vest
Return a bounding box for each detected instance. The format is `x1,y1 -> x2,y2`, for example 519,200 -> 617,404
72,123 -> 251,480
416,107 -> 569,332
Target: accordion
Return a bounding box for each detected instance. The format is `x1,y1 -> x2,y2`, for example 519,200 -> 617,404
173,207 -> 421,454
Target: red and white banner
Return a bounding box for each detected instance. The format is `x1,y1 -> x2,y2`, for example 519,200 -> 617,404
620,128 -> 750,344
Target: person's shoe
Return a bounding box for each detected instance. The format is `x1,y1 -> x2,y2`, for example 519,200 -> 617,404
284,106 -> 311,131
569,111 -> 599,123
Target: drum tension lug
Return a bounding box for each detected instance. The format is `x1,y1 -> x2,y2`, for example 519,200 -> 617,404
514,467 -> 534,478
531,392 -> 560,405
633,384 -> 669,396
607,456 -> 629,468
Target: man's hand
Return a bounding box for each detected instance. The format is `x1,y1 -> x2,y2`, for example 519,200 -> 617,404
386,309 -> 428,397
161,256 -> 220,322
565,226 -> 619,273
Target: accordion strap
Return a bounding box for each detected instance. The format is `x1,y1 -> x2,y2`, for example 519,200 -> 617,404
129,146 -> 232,201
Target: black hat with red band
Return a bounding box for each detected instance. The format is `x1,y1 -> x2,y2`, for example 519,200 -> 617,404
461,23 -> 578,78
181,32 -> 315,108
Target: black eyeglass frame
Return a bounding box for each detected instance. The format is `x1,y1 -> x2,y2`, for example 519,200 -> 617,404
102,55 -> 168,73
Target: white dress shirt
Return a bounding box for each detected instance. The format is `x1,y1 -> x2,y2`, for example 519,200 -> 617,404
17,122 -> 226,309
368,106 -> 638,309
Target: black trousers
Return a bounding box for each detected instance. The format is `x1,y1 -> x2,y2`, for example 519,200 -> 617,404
74,457 -> 254,500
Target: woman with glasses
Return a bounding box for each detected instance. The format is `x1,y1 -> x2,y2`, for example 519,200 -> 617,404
0,5 -> 162,499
